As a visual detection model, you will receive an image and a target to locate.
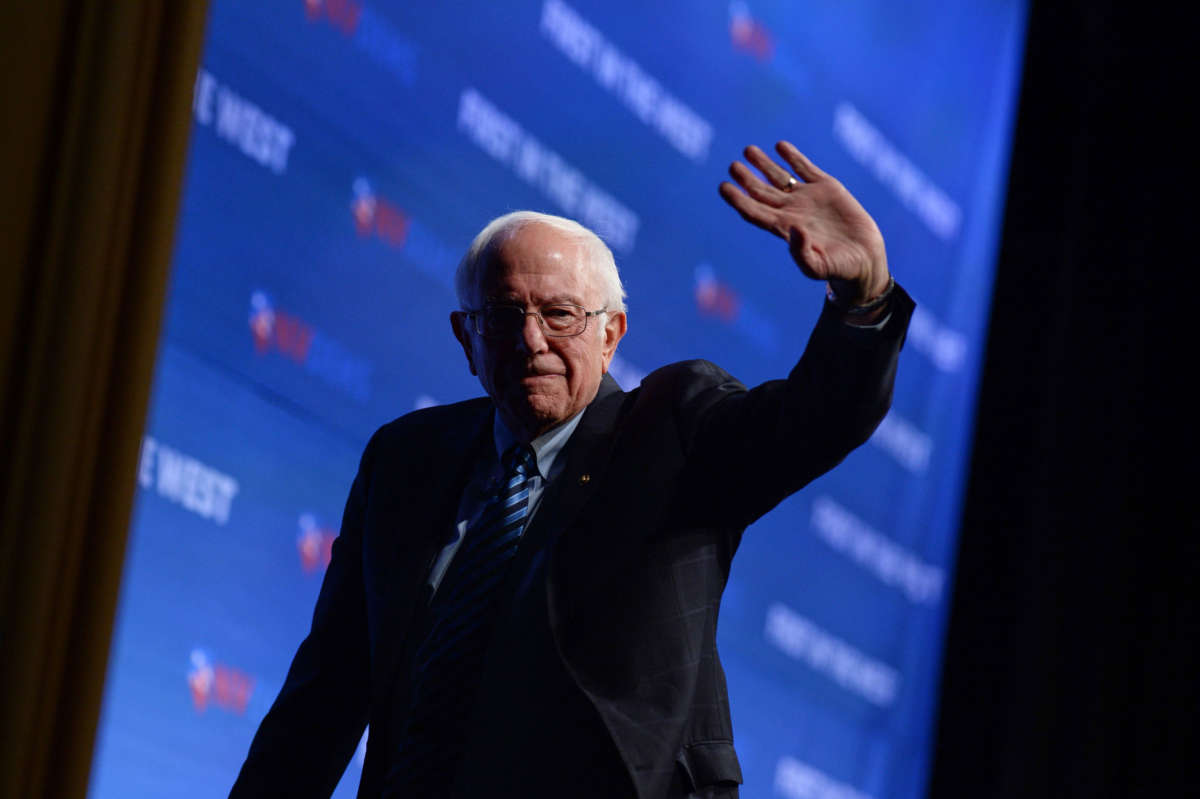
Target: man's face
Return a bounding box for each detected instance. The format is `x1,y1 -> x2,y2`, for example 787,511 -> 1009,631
451,223 -> 626,441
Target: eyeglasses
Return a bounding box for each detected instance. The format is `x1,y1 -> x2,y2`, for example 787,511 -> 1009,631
464,303 -> 607,338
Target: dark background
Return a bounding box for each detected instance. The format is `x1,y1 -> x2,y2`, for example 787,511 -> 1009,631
932,1 -> 1175,795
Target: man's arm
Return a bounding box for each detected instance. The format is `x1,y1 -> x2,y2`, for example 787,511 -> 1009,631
670,288 -> 912,529
229,436 -> 376,798
667,143 -> 910,528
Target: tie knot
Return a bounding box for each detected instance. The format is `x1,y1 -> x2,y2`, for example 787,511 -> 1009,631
501,443 -> 536,478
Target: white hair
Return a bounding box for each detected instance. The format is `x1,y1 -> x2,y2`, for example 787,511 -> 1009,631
455,211 -> 627,319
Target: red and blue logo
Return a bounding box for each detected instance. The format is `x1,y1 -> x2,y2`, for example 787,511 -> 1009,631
303,0 -> 418,86
305,0 -> 359,33
249,290 -> 372,402
729,2 -> 774,62
349,177 -> 460,291
297,512 -> 336,573
188,648 -> 255,715
352,177 -> 411,248
695,263 -> 742,322
694,264 -> 779,355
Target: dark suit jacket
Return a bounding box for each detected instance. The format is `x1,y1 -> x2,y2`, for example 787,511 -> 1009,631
231,289 -> 914,799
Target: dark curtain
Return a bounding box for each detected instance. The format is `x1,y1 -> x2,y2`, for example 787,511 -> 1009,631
931,2 -> 1168,797
0,4 -> 208,798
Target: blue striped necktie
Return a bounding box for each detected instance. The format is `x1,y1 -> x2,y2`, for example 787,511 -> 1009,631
386,443 -> 537,796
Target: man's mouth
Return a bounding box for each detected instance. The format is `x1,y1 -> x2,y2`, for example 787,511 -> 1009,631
521,362 -> 564,378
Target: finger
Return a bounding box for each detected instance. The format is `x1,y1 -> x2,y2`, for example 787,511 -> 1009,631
744,145 -> 798,191
718,182 -> 786,239
729,160 -> 786,206
775,141 -> 828,182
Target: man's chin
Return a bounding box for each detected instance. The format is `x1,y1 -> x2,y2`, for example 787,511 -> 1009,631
503,393 -> 568,438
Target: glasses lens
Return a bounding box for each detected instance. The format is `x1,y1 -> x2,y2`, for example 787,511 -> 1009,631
478,305 -> 588,337
481,306 -> 524,336
541,305 -> 586,335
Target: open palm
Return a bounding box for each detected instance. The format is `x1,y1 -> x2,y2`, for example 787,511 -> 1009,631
719,141 -> 890,305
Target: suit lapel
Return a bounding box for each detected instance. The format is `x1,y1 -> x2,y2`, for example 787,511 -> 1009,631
394,402 -> 493,578
375,402 -> 492,706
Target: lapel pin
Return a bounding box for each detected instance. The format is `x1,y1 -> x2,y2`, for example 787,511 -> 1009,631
578,473 -> 591,485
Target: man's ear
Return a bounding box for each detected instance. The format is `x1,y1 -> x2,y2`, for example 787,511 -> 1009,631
450,311 -> 477,376
599,311 -> 627,374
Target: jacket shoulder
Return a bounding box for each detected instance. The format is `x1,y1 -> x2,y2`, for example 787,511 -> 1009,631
366,396 -> 492,454
636,359 -> 746,405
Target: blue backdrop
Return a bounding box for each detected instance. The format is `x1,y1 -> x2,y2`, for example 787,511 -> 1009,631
89,1 -> 1027,797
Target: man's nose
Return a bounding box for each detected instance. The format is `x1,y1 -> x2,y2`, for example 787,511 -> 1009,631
517,312 -> 548,354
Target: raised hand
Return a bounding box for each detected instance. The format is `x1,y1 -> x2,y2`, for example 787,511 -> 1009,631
719,141 -> 889,306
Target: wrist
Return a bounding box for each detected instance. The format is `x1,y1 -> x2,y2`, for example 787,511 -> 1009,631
826,275 -> 895,315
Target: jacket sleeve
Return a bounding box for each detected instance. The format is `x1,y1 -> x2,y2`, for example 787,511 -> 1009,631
229,434 -> 376,798
672,285 -> 915,529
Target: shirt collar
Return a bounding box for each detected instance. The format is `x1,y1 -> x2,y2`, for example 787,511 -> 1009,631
493,409 -> 586,482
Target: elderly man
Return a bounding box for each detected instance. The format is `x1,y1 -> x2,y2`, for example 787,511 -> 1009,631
231,143 -> 914,798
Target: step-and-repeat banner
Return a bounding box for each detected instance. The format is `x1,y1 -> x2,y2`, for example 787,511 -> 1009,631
89,2 -> 1027,797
